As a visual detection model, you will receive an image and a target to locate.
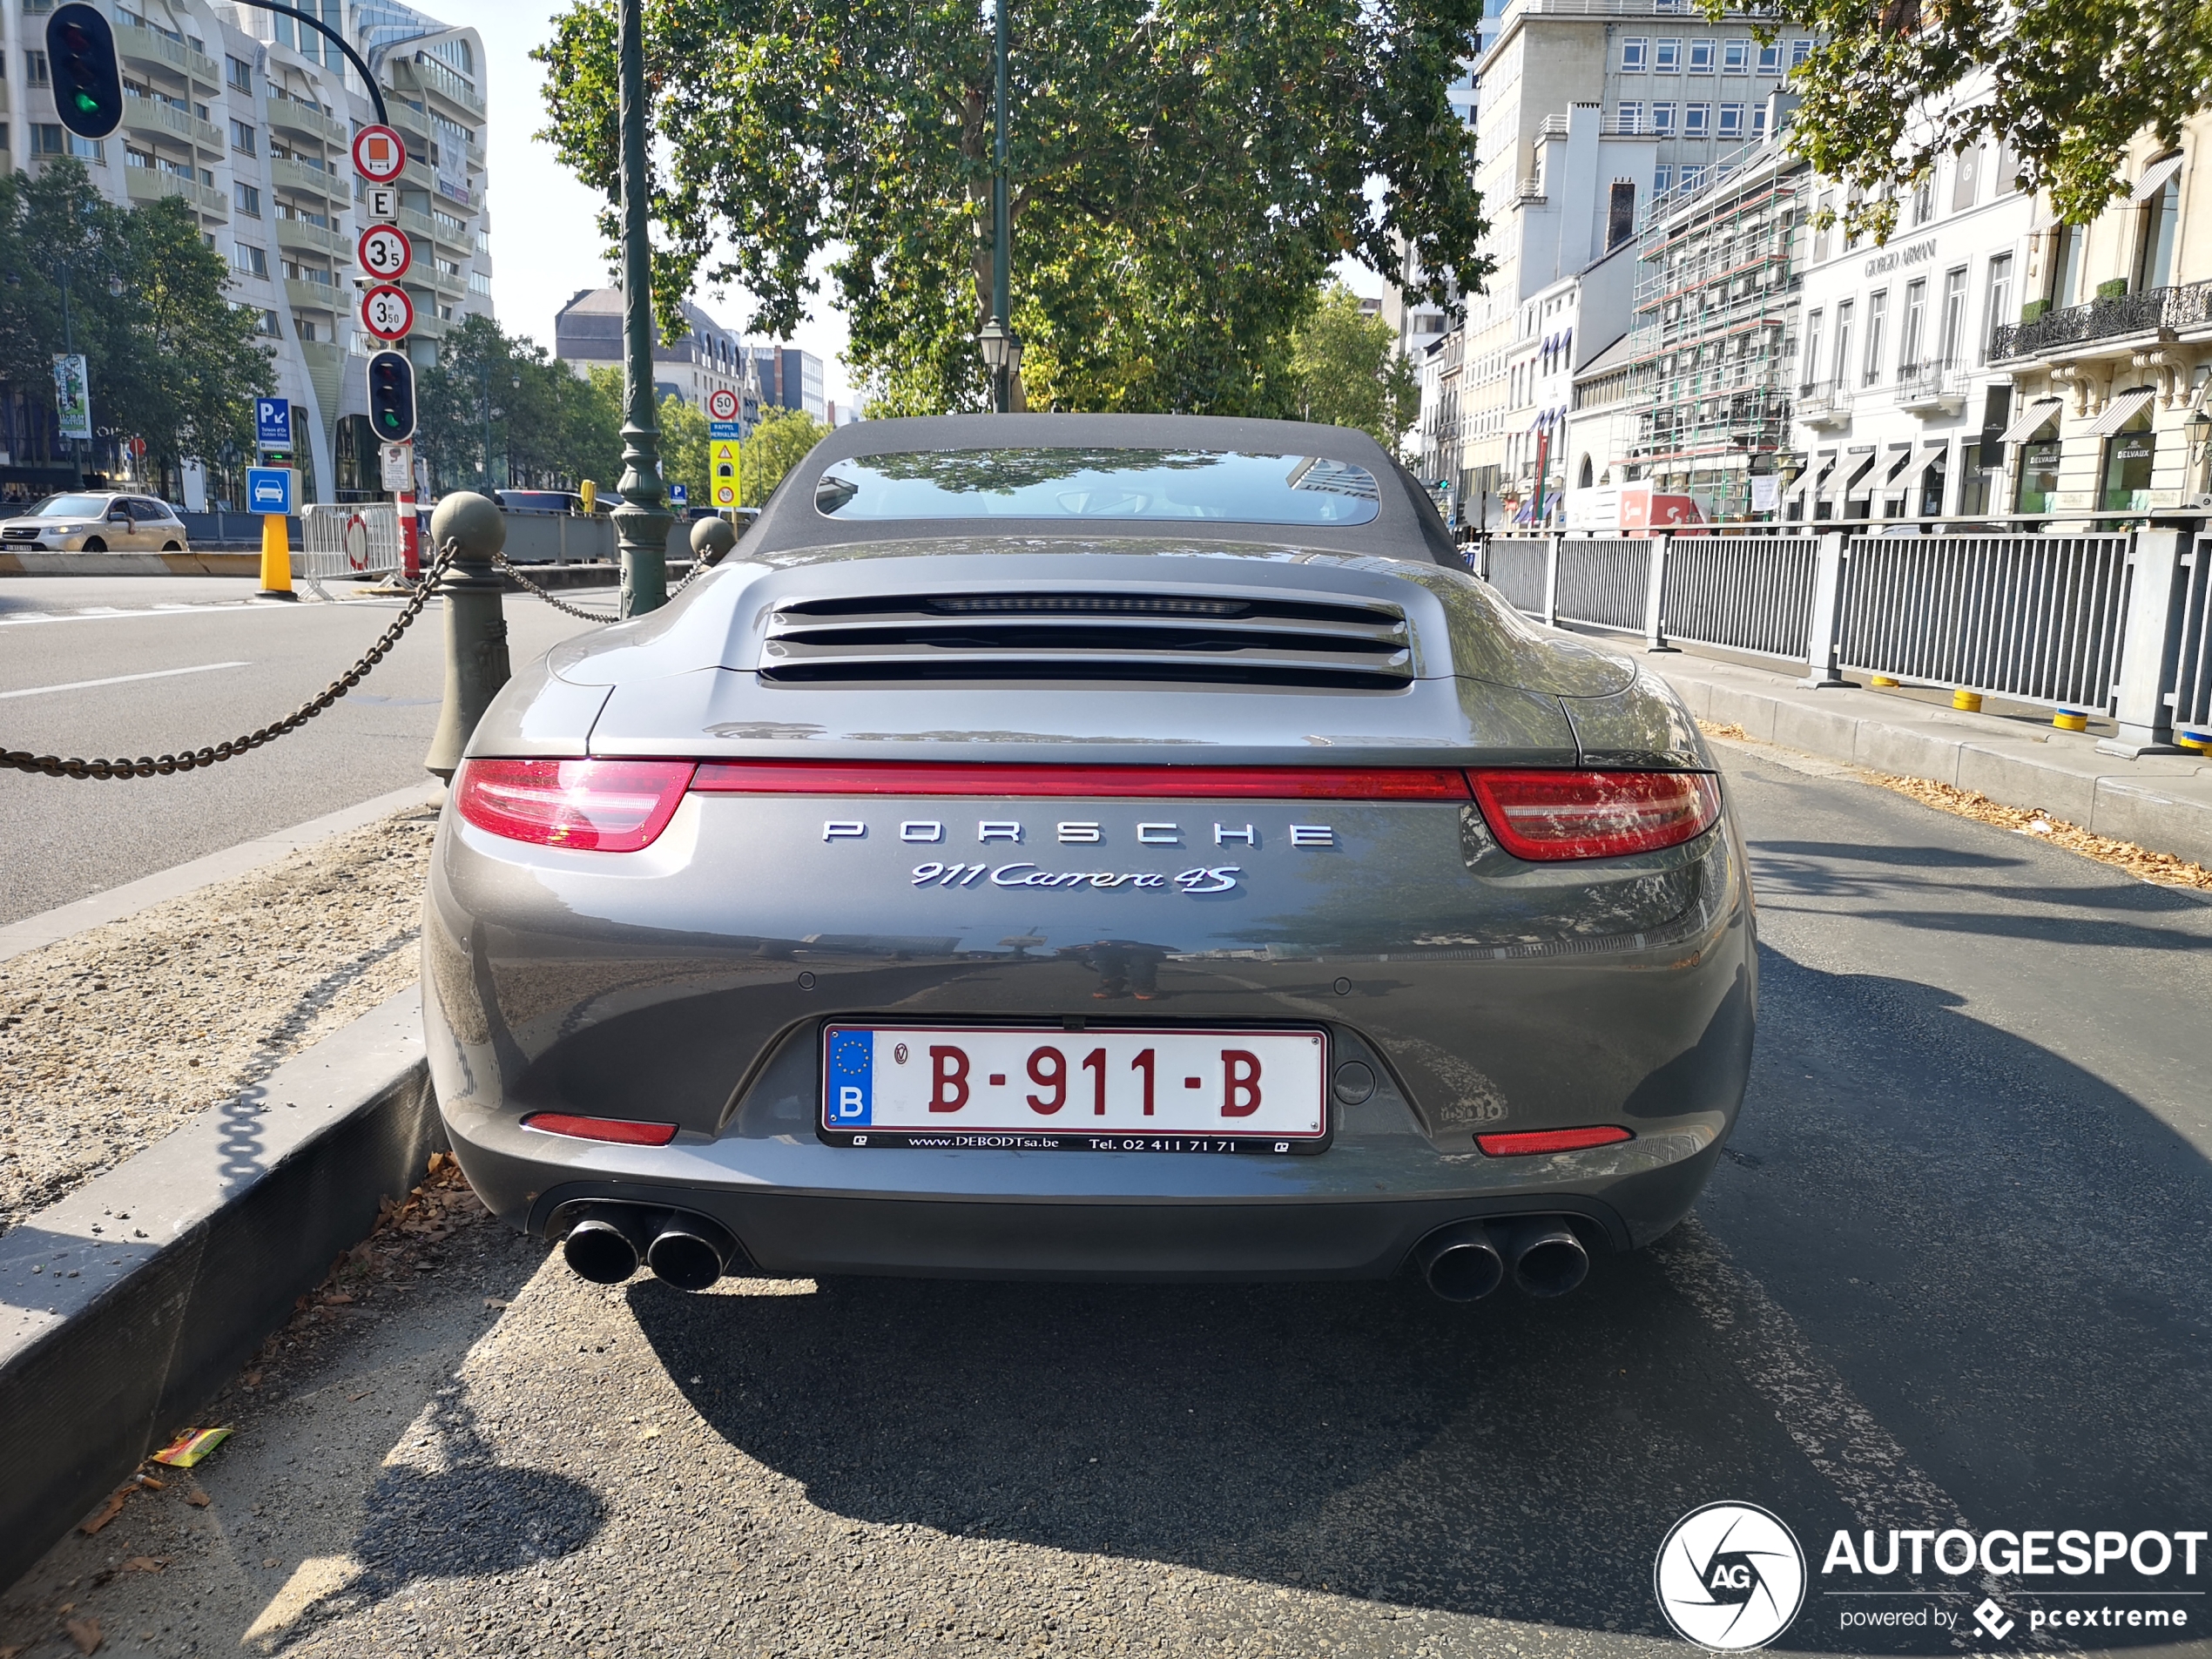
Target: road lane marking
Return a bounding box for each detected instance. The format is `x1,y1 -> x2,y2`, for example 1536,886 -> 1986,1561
0,661 -> 251,700
1661,1218 -> 1965,1533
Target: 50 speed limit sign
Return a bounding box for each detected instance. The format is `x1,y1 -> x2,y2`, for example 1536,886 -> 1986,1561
706,387 -> 740,421
360,283 -> 415,341
358,224 -> 412,280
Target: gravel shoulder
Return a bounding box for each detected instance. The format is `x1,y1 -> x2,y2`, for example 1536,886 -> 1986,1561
0,804 -> 437,1236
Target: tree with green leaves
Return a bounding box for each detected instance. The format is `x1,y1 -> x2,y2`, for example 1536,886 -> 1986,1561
415,314 -> 624,494
534,0 -> 1487,416
1287,283 -> 1421,452
1739,0 -> 2212,236
739,408 -> 829,506
0,160 -> 272,490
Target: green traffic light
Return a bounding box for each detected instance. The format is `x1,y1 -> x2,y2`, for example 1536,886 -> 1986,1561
73,91 -> 100,113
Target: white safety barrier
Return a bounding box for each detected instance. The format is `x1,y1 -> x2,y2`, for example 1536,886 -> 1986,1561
299,503 -> 401,580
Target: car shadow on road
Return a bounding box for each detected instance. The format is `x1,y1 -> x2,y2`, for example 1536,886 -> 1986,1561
628,1257 -> 1860,1645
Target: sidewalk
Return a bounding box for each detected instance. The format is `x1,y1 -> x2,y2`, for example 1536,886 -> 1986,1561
1638,646 -> 2212,866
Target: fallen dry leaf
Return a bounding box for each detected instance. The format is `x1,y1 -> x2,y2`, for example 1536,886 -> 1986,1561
78,1490 -> 126,1535
64,1615 -> 100,1656
240,1371 -> 262,1389
320,1291 -> 354,1306
348,1391 -> 373,1402
261,1556 -> 281,1570
183,1490 -> 211,1508
1696,719 -> 1750,742
120,1556 -> 167,1574
1866,772 -> 2212,891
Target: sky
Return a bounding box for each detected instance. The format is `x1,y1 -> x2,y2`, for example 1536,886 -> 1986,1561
471,0 -> 1383,412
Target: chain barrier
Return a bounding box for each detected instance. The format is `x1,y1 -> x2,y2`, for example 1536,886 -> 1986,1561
496,550 -> 711,622
1,538 -> 461,781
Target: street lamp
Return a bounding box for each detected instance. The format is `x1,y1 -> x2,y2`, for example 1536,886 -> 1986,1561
980,0 -> 1021,413
610,0 -> 671,614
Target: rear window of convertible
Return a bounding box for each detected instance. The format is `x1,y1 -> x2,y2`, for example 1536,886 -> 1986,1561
813,448 -> 1382,526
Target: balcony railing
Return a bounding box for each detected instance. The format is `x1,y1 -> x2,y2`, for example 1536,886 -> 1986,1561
1990,278 -> 2212,362
123,91 -> 222,153
1797,381 -> 1848,422
273,157 -> 341,199
260,91 -> 346,147
124,165 -> 226,219
1895,360 -> 1965,409
276,216 -> 348,260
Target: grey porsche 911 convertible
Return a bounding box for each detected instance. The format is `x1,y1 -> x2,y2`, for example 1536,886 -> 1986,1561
423,414 -> 1755,1303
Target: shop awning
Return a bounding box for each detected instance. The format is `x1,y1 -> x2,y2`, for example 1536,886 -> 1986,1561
2087,387 -> 2157,435
1783,459 -> 1831,503
1997,396 -> 2064,444
1825,448 -> 1878,505
1892,443 -> 1948,491
2131,154 -> 2183,201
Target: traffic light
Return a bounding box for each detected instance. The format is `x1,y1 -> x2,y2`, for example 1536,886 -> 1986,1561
366,349 -> 416,443
46,5 -> 122,140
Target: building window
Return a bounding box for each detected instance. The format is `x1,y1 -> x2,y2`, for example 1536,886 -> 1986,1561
226,54 -> 253,92
2101,403 -> 2156,512
1803,310 -> 1824,389
297,320 -> 319,341
234,242 -> 268,278
1718,103 -> 1744,138
1863,290 -> 1889,385
1993,142 -> 2020,195
1752,103 -> 1770,138
256,307 -> 281,336
1608,179 -> 1637,248
1951,145 -> 1981,210
1757,41 -> 1783,71
1791,39 -> 1813,64
469,269 -> 492,295
1937,266 -> 1967,365
1616,101 -> 1643,133
26,49 -> 52,86
68,135 -> 105,163
1898,278 -> 1927,371
1688,39 -> 1714,72
230,119 -> 256,156
1684,103 -> 1710,135
1912,173 -> 1933,226
1620,36 -> 1648,69
1982,253 -> 2012,359
1681,164 -> 1708,191
1654,165 -> 1674,193
2049,224 -> 2087,308
1651,102 -> 1676,133
234,181 -> 261,216
1722,37 -> 1750,71
1655,38 -> 1681,71
1832,299 -> 1855,385
2135,162 -> 2182,293
125,144 -> 153,168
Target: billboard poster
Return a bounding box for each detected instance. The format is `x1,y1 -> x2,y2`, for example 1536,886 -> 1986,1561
52,354 -> 92,441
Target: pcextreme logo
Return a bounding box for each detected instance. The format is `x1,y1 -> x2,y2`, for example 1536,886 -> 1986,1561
1655,1502 -> 1809,1649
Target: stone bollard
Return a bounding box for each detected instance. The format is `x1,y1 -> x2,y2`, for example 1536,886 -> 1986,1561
422,492 -> 511,782
691,514 -> 738,569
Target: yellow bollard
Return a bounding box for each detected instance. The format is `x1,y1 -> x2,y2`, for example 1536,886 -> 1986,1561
1952,689 -> 1983,713
1870,675 -> 1900,688
257,512 -> 296,600
2053,708 -> 2089,732
580,479 -> 597,514
2178,727 -> 2209,752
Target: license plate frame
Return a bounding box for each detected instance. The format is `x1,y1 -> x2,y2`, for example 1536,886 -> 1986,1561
818,1022 -> 1332,1153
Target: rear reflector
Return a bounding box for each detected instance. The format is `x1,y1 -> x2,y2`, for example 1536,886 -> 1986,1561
455,758 -> 696,852
522,1113 -> 679,1146
1469,770 -> 1720,861
690,762 -> 1474,799
1476,1125 -> 1633,1157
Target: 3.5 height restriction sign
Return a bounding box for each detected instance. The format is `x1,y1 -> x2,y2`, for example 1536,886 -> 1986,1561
360,283 -> 415,341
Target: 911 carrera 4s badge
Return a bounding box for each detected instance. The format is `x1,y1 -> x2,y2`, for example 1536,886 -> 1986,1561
910,862 -> 1241,893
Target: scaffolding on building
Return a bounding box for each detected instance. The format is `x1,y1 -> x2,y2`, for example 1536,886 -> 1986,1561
1620,141 -> 1809,520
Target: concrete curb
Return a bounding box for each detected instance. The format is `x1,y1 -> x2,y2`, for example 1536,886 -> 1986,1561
0,781 -> 445,964
0,553 -> 263,577
1638,651 -> 2212,867
0,987 -> 438,1591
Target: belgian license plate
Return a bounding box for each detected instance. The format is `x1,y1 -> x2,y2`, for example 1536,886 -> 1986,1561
819,1025 -> 1329,1152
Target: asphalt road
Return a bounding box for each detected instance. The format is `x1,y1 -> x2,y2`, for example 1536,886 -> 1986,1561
4,738 -> 2209,1659
0,577 -> 607,925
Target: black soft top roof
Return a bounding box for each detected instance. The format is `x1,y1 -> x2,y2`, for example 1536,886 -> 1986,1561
743,413 -> 1460,568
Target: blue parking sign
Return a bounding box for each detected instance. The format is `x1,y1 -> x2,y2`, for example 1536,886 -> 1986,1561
255,397 -> 291,448
246,467 -> 294,515
668,483 -> 689,508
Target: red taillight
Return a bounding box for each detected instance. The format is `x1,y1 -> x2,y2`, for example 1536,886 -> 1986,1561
455,759 -> 695,852
1468,770 -> 1719,861
1475,1125 -> 1634,1157
689,762 -> 1473,799
521,1112 -> 679,1145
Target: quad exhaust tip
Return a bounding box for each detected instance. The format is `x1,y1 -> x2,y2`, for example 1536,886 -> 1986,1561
560,1204 -> 742,1291
1413,1217 -> 1590,1302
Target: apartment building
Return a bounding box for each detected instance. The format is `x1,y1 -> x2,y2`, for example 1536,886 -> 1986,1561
1,0 -> 492,505
556,287 -> 828,429
1442,0 -> 1806,521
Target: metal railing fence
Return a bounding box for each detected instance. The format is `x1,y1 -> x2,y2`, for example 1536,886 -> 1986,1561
1839,534 -> 2131,711
1554,537 -> 1649,632
300,503 -> 401,580
1468,525 -> 2203,749
1662,535 -> 1818,660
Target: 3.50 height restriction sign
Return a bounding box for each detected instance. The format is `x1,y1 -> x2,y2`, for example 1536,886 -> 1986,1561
360,283 -> 415,342
358,224 -> 411,281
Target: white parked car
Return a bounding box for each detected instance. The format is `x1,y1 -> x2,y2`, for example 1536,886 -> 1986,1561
0,493 -> 192,552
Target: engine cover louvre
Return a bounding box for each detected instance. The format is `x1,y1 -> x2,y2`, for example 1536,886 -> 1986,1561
757,588 -> 1415,690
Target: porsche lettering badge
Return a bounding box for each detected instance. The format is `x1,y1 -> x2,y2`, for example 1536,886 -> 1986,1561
910,862 -> 1243,894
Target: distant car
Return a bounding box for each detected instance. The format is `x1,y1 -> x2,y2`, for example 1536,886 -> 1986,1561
0,492 -> 190,552
490,489 -> 589,517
